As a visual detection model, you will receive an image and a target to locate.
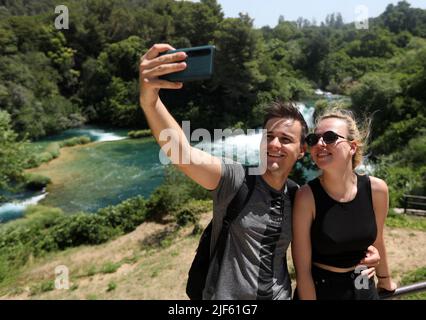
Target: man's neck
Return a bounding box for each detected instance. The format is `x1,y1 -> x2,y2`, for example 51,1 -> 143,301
261,170 -> 289,192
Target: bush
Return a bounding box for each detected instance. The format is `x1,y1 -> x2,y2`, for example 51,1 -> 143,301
58,136 -> 91,147
373,156 -> 423,207
48,213 -> 120,250
128,130 -> 152,139
25,155 -> 42,168
146,184 -> 190,219
97,196 -> 147,233
23,173 -> 51,190
45,142 -> 60,159
370,117 -> 426,156
398,134 -> 426,167
146,166 -> 209,220
175,199 -> 212,227
0,205 -> 63,256
37,152 -> 55,163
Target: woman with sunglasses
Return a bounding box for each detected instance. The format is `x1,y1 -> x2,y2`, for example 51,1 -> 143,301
291,108 -> 397,300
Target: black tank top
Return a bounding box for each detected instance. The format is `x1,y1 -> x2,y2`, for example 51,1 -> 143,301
309,174 -> 377,268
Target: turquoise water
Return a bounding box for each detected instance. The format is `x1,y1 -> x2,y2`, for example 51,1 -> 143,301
0,128 -> 165,221
27,125 -> 129,153
35,138 -> 164,213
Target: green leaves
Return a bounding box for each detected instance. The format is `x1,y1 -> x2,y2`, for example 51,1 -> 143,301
0,111 -> 28,190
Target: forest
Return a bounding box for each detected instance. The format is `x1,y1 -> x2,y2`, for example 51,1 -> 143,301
0,0 -> 425,205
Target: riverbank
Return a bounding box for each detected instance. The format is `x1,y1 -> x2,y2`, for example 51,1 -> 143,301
26,142 -> 88,186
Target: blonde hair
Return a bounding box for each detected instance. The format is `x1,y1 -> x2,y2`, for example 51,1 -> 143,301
314,107 -> 371,170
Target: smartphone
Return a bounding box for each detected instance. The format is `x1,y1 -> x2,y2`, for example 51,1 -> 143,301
159,45 -> 215,82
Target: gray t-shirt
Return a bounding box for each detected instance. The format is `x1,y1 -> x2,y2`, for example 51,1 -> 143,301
202,160 -> 295,300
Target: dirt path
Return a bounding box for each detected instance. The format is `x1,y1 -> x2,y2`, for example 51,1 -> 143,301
1,212 -> 425,300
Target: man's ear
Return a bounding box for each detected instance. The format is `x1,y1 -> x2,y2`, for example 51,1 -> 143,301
298,143 -> 307,159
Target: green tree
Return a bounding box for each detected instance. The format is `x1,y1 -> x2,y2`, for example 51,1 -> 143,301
350,72 -> 402,138
0,26 -> 17,55
370,116 -> 426,156
97,35 -> 143,81
0,110 -> 27,190
296,29 -> 330,82
211,14 -> 267,126
346,30 -> 396,58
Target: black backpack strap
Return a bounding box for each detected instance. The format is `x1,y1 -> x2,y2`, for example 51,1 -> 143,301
224,166 -> 256,224
212,166 -> 256,263
286,178 -> 300,206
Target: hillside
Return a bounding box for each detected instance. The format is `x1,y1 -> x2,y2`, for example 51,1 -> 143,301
1,212 -> 425,300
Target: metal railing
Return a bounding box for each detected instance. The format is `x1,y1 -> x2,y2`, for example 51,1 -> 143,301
379,281 -> 426,300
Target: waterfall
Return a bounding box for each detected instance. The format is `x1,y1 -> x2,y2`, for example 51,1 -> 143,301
195,103 -> 315,166
0,191 -> 48,223
86,129 -> 127,142
297,102 -> 315,129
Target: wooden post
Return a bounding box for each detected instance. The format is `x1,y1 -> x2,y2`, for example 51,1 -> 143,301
404,195 -> 407,214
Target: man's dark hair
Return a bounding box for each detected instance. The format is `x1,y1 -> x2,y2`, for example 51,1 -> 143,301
262,101 -> 308,144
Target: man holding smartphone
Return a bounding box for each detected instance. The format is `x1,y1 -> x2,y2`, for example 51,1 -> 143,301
138,43 -> 380,300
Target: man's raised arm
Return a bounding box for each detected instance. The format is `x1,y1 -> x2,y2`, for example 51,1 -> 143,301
139,43 -> 221,190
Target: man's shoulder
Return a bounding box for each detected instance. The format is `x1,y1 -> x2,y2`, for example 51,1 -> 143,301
286,178 -> 300,189
221,160 -> 251,184
211,160 -> 247,206
286,178 -> 300,206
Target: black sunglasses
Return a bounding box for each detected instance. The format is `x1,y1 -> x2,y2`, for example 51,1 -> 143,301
305,131 -> 347,147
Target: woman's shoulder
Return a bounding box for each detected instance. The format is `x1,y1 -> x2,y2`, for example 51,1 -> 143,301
367,175 -> 389,195
293,184 -> 315,219
296,183 -> 315,199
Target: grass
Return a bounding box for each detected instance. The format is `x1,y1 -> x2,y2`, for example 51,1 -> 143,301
80,260 -> 122,277
386,210 -> 426,231
141,226 -> 181,251
100,261 -> 121,274
30,280 -> 54,296
85,265 -> 97,277
399,267 -> 426,300
106,281 -> 117,292
121,255 -> 140,265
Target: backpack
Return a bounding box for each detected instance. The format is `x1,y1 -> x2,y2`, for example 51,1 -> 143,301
185,167 -> 299,300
